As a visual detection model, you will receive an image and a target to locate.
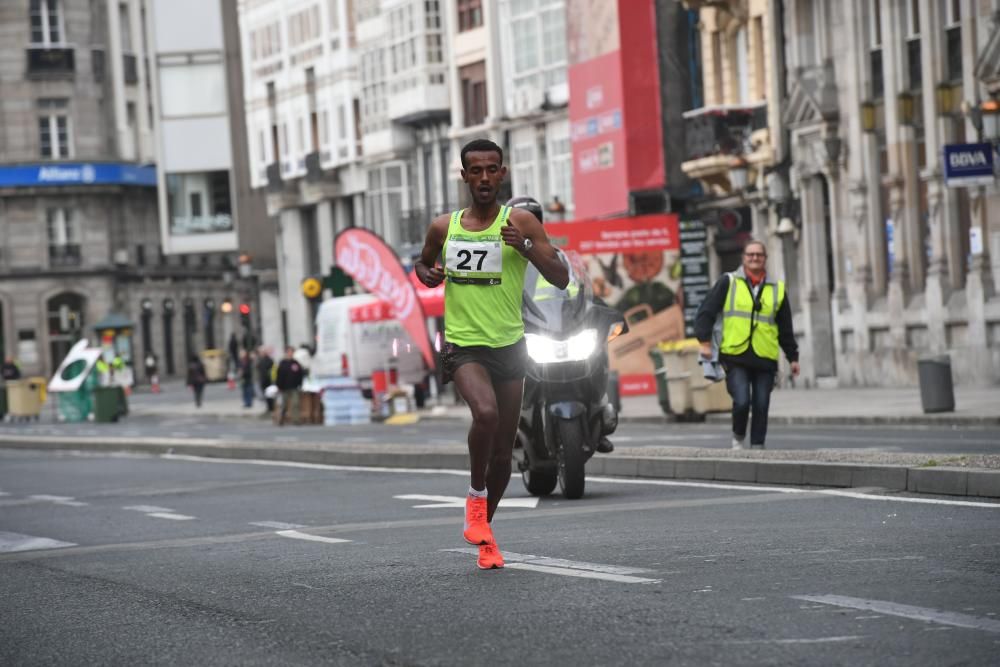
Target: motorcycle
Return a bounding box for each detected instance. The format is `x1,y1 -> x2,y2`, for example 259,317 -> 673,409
514,258 -> 628,500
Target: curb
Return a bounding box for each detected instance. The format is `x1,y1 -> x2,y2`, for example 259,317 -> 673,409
1,435 -> 997,501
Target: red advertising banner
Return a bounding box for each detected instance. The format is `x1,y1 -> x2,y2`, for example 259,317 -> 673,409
546,214 -> 683,395
567,0 -> 665,219
334,229 -> 435,369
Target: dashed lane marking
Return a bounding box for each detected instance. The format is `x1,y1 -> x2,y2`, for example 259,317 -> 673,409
146,512 -> 196,521
124,505 -> 196,520
394,494 -> 540,509
720,636 -> 866,645
442,548 -> 661,584
249,521 -> 306,530
28,495 -> 88,507
793,595 -> 1000,634
276,530 -> 352,545
0,531 -> 76,553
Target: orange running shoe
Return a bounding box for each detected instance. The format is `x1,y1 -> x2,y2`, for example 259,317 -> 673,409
463,495 -> 494,545
478,542 -> 505,569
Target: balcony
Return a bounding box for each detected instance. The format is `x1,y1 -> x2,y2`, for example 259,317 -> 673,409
682,103 -> 767,162
680,102 -> 771,193
49,245 -> 81,268
26,47 -> 75,78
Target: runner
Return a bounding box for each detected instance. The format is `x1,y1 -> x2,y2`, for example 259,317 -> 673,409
415,139 -> 569,570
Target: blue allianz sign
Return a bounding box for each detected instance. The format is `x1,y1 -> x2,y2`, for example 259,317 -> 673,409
943,143 -> 996,187
0,163 -> 157,188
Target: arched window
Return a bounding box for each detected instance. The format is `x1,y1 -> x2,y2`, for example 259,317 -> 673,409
46,292 -> 86,372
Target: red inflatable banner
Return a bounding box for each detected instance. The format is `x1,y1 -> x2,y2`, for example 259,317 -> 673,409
334,228 -> 435,369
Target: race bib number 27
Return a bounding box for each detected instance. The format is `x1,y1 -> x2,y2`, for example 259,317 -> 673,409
445,239 -> 503,285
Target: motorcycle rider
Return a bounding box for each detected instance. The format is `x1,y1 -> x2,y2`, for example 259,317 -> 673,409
506,196 -> 615,454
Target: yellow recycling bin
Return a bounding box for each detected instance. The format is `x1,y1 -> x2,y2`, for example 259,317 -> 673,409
7,378 -> 45,421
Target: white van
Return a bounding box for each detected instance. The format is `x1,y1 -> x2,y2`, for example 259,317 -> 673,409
312,295 -> 426,391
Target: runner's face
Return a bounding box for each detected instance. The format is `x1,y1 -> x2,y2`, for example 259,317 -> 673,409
462,151 -> 506,205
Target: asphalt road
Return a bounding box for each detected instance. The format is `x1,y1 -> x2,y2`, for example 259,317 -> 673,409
1,448 -> 998,666
2,414 -> 999,455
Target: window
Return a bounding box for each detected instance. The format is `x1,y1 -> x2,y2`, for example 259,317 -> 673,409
869,0 -> 884,99
945,1 -> 962,82
547,129 -> 573,212
38,98 -> 70,158
905,0 -> 921,89
460,61 -> 488,126
136,244 -> 146,267
365,162 -> 408,246
30,0 -> 63,46
47,208 -> 80,266
458,0 -> 483,31
250,22 -> 282,61
119,2 -> 132,53
505,2 -> 566,104
166,171 -> 234,235
711,31 -> 724,105
751,17 -> 765,100
158,58 -> 226,117
512,139 -> 537,197
288,5 -> 321,49
734,25 -> 749,104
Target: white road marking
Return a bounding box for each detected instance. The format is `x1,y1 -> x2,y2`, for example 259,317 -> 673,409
160,454 -> 1000,509
28,495 -> 88,507
276,530 -> 352,544
146,512 -> 196,521
587,477 -> 1000,509
723,636 -> 866,645
394,494 -> 539,509
124,505 -> 196,520
793,595 -> 1000,634
0,531 -> 76,553
250,521 -> 306,530
442,548 -> 660,584
506,563 -> 661,584
123,505 -> 176,513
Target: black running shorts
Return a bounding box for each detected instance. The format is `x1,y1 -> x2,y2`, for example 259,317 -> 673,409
441,338 -> 528,385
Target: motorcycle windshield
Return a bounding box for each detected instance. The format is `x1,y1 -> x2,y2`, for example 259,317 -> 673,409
521,257 -> 592,335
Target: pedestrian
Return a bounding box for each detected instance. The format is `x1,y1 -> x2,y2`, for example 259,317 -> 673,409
228,333 -> 240,372
694,239 -> 800,450
414,138 -> 568,570
275,345 -> 304,426
186,354 -> 208,408
256,347 -> 275,415
238,350 -> 255,408
1,356 -> 22,381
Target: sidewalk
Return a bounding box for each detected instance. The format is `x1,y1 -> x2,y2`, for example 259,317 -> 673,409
125,380 -> 1000,426
3,379 -> 998,500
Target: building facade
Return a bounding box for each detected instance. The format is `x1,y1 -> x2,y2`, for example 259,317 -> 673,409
684,0 -> 1000,387
0,0 -> 268,379
237,0 -> 577,349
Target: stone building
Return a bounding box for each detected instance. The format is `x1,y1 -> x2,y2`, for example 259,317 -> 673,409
0,0 -> 269,379
683,0 -> 999,387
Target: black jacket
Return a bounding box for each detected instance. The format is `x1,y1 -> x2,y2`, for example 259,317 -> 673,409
256,355 -> 274,389
694,271 -> 798,372
275,359 -> 304,390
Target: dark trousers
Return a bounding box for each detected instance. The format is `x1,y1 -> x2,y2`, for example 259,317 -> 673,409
725,364 -> 775,445
192,384 -> 205,407
241,383 -> 254,407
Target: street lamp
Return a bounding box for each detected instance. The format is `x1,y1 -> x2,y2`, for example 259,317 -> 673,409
897,91 -> 916,126
860,100 -> 877,133
729,159 -> 749,190
982,99 -> 1000,141
936,82 -> 957,117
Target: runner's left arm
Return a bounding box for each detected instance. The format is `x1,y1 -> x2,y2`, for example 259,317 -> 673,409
503,208 -> 570,289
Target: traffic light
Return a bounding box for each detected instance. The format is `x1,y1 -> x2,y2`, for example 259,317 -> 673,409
239,303 -> 251,328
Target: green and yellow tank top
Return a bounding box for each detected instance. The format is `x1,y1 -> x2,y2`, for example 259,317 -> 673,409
442,206 -> 528,348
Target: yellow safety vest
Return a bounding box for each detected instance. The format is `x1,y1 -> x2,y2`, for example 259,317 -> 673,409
720,273 -> 785,361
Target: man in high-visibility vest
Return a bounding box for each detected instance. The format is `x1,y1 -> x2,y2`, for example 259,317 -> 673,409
694,239 -> 799,449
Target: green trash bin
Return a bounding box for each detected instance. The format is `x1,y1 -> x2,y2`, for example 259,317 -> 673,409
93,386 -> 126,423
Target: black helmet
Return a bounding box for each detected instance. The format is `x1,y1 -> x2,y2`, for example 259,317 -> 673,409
506,196 -> 543,223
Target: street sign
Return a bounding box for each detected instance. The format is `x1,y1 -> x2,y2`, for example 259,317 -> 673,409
943,143 -> 996,187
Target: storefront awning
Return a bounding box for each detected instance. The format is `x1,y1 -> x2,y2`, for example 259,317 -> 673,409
348,271 -> 444,323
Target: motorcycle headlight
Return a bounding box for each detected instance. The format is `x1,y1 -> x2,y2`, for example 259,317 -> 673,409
525,329 -> 598,363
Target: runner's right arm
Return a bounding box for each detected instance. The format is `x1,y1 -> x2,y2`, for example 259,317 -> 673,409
414,214 -> 450,288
